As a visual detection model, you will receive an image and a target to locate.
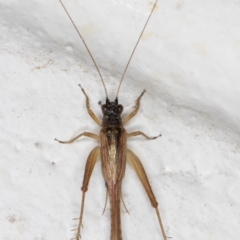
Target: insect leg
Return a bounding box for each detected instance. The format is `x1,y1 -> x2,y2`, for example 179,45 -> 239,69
55,132 -> 99,144
122,90 -> 146,124
127,149 -> 167,240
127,131 -> 161,140
79,84 -> 102,126
75,146 -> 100,240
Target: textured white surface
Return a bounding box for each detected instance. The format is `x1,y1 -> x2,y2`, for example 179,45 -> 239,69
1,0 -> 240,239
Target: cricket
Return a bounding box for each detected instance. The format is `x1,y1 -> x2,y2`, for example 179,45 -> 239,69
55,0 -> 168,239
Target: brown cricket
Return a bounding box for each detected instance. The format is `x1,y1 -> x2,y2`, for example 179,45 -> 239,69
55,0 -> 167,239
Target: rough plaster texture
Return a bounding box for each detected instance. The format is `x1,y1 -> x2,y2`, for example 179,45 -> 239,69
0,0 -> 240,239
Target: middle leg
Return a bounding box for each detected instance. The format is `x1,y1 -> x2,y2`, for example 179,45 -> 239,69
55,132 -> 99,144
127,131 -> 161,140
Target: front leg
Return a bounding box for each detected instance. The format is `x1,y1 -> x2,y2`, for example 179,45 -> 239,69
122,90 -> 145,125
55,132 -> 99,144
79,84 -> 102,126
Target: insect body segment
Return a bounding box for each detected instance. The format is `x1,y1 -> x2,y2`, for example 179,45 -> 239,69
101,98 -> 123,127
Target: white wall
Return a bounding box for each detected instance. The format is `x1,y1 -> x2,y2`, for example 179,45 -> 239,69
0,0 -> 240,239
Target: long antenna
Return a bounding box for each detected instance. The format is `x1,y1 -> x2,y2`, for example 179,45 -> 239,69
59,0 -> 108,98
116,0 -> 159,98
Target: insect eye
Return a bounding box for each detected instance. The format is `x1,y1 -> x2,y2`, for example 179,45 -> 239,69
118,105 -> 123,113
101,104 -> 108,112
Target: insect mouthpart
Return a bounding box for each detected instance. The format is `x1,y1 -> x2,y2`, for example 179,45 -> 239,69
101,98 -> 123,127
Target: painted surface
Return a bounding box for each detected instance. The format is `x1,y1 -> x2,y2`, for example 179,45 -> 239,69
0,0 -> 240,239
